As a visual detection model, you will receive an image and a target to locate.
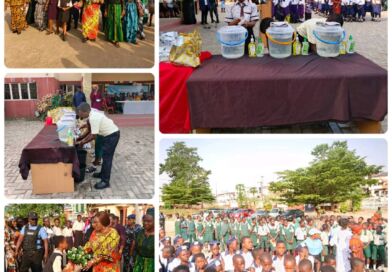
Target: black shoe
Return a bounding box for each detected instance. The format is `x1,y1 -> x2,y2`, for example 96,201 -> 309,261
92,172 -> 102,178
94,181 -> 110,189
86,166 -> 97,173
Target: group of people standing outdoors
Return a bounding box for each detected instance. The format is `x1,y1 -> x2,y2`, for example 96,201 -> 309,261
311,0 -> 383,22
5,208 -> 155,272
5,0 -> 154,46
159,208 -> 387,271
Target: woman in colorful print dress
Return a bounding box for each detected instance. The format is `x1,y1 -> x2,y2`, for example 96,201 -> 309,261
84,212 -> 121,272
81,0 -> 104,41
5,0 -> 28,34
34,0 -> 47,31
105,0 -> 124,47
123,0 -> 138,44
5,218 -> 18,272
133,208 -> 155,272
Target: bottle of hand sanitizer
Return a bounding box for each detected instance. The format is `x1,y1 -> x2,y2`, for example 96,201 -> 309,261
256,37 -> 264,57
346,34 -> 355,54
301,37 -> 309,55
293,36 -> 301,56
249,36 -> 256,57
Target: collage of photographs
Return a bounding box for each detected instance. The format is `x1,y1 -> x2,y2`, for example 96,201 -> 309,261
0,0 -> 389,270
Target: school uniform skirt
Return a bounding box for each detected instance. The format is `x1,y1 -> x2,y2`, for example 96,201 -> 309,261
372,4 -> 381,14
58,9 -> 71,24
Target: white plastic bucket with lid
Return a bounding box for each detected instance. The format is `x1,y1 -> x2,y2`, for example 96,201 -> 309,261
56,119 -> 75,142
313,22 -> 345,57
216,26 -> 248,59
266,22 -> 295,59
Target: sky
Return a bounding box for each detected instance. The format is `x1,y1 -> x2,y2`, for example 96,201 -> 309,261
159,138 -> 387,194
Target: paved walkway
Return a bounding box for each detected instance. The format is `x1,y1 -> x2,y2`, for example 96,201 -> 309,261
5,118 -> 154,199
5,12 -> 154,68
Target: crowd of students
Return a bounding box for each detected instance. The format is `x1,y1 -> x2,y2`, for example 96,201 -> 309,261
5,208 -> 155,272
311,0 -> 383,22
159,208 -> 387,272
5,0 -> 154,46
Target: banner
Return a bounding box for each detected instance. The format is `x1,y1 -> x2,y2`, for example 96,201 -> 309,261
106,84 -> 149,94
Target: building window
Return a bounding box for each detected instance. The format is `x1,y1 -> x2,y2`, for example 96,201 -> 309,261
4,82 -> 38,100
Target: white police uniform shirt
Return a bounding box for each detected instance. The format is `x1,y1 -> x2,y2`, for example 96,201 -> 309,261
291,0 -> 299,5
357,0 -> 365,5
225,0 -> 259,24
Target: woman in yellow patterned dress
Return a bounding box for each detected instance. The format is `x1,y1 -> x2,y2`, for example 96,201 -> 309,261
5,0 -> 28,34
84,212 -> 121,272
80,0 -> 104,42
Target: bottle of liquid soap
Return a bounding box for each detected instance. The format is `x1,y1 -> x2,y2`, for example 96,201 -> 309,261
67,128 -> 73,146
339,40 -> 346,55
249,36 -> 256,57
293,36 -> 301,56
346,34 -> 355,54
301,37 -> 309,55
256,37 -> 264,57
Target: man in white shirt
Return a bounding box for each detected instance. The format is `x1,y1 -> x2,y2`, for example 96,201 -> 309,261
296,13 -> 344,52
77,102 -> 120,190
72,214 -> 85,247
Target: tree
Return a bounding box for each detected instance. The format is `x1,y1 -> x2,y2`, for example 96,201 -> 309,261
235,184 -> 247,208
160,142 -> 215,207
249,187 -> 258,207
269,141 -> 382,209
5,204 -> 65,224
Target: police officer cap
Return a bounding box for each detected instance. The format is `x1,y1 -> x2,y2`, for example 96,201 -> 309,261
28,212 -> 38,219
128,214 -> 136,219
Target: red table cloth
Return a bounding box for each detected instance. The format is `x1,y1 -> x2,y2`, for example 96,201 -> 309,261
159,51 -> 212,133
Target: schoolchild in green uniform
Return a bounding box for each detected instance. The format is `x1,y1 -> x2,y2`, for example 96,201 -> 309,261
180,216 -> 188,241
239,217 -> 250,241
360,222 -> 373,269
174,213 -> 181,237
268,219 -> 279,252
187,215 -> 196,243
220,217 -> 230,249
195,216 -> 205,244
249,217 -> 258,248
282,219 -> 295,254
257,218 -> 270,252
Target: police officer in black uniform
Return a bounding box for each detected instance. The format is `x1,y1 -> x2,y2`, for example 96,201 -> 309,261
15,212 -> 49,272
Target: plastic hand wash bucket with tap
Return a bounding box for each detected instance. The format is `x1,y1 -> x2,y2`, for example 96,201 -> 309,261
216,26 -> 248,59
266,22 -> 296,59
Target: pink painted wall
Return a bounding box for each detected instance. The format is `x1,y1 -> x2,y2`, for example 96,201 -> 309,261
5,77 -> 60,118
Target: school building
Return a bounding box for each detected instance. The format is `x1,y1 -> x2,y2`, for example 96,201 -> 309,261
4,73 -> 154,119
